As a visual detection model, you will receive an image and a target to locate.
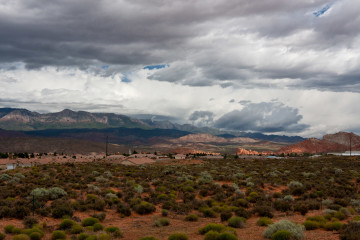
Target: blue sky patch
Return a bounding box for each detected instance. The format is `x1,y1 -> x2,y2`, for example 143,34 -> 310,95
313,4 -> 331,17
144,64 -> 168,70
121,75 -> 131,83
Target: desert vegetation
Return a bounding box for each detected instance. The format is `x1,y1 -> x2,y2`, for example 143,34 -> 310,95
0,156 -> 359,239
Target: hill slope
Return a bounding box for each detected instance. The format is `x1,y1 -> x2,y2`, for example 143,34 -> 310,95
278,132 -> 360,154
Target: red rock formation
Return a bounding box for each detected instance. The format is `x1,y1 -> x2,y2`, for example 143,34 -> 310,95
236,148 -> 259,155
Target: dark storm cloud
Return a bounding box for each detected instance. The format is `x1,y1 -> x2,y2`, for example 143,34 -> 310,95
214,102 -> 309,133
189,110 -> 215,127
1,0 -> 359,91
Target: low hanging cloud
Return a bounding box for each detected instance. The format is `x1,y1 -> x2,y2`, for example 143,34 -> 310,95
189,111 -> 215,127
214,102 -> 309,133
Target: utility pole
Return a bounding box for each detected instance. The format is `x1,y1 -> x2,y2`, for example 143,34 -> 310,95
105,136 -> 108,157
349,133 -> 352,156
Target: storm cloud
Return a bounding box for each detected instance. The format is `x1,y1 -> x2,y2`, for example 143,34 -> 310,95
189,111 -> 215,127
214,102 -> 309,133
0,0 -> 359,91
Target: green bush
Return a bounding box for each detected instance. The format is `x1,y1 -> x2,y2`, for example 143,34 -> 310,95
4,225 -> 15,234
29,232 -> 42,240
302,220 -> 319,230
23,217 -> 39,229
70,224 -> 83,234
184,214 -> 198,222
12,228 -> 22,235
271,230 -> 292,240
139,237 -> 159,240
84,235 -> 96,240
324,221 -> 343,231
199,223 -> 226,234
51,231 -> 66,240
168,233 -> 188,240
263,220 -> 305,240
340,221 -> 360,240
105,226 -> 123,238
154,218 -> 170,227
93,223 -> 104,232
134,201 -> 156,215
257,217 -> 273,226
81,217 -> 100,227
228,217 -> 246,228
59,219 -> 75,230
0,232 -> 5,240
77,233 -> 89,240
204,231 -> 220,240
13,234 -> 30,240
98,233 -> 111,240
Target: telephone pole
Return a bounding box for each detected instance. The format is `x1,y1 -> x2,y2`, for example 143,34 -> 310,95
105,136 -> 108,157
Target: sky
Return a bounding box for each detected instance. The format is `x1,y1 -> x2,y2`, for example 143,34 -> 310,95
0,0 -> 360,137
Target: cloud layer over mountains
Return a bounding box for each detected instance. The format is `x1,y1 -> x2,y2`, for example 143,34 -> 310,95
0,0 -> 360,136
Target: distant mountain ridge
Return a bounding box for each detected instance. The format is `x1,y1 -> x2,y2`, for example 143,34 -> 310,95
0,108 -> 305,143
278,131 -> 360,154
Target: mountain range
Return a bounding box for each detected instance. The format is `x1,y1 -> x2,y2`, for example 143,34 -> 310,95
0,108 -> 304,143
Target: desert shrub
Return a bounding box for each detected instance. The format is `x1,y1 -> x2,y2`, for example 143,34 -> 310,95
93,223 -> 104,232
51,201 -> 73,219
254,205 -> 273,218
139,237 -> 159,240
199,223 -> 226,234
324,221 -> 343,231
13,206 -> 31,219
200,207 -> 217,218
334,211 -> 347,220
91,212 -> 106,222
217,232 -> 237,240
288,181 -> 303,189
257,217 -> 273,226
105,226 -> 123,238
271,230 -> 291,240
13,234 -> 30,240
77,233 -> 89,240
98,233 -> 111,240
29,232 -> 42,240
161,209 -> 168,217
353,216 -> 360,221
134,201 -> 156,215
228,216 -> 245,228
117,203 -> 131,217
85,226 -> 94,232
12,228 -> 22,234
29,188 -> 48,200
302,221 -> 319,230
51,230 -> 66,240
168,233 -> 188,240
0,233 -> 4,240
70,224 -> 83,234
184,214 -> 198,222
23,216 -> 39,228
199,171 -> 213,184
59,219 -> 75,230
85,235 -> 97,240
4,225 -> 15,234
220,210 -> 233,222
263,220 -> 305,240
293,203 -> 309,216
274,200 -> 291,212
305,216 -> 326,227
154,218 -> 170,227
340,221 -> 360,240
234,207 -> 251,219
81,217 -> 99,227
48,187 -> 67,200
204,231 -> 220,240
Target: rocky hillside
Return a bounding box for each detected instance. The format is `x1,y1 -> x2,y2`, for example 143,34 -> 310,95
278,132 -> 360,154
0,108 -> 150,130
